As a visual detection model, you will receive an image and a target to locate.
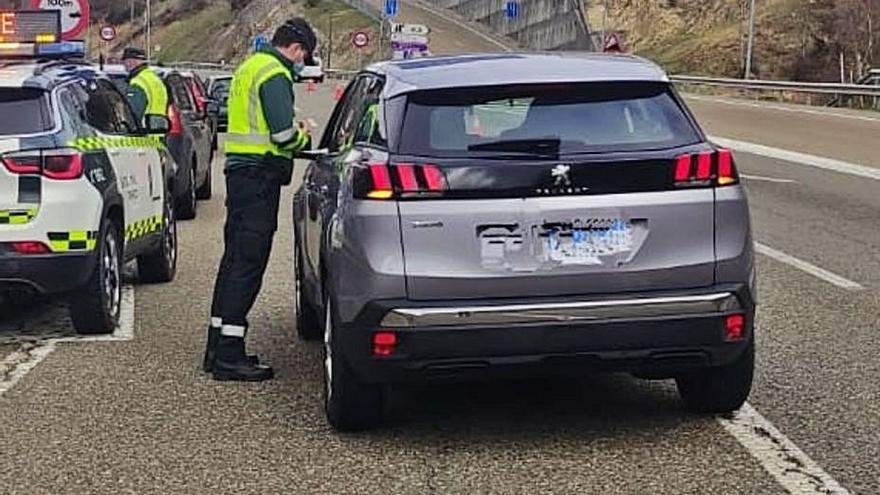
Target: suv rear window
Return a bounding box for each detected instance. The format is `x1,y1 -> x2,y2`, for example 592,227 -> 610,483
0,88 -> 53,135
399,82 -> 700,156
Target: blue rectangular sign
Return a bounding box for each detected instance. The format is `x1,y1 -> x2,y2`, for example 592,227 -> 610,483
385,0 -> 399,17
505,1 -> 519,19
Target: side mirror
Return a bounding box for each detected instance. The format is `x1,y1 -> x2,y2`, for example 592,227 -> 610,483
144,115 -> 171,134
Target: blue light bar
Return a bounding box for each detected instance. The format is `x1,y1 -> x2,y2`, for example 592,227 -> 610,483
36,41 -> 84,57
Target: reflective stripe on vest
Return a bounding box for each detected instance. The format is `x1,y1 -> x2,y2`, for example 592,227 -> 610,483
225,52 -> 294,159
130,67 -> 168,121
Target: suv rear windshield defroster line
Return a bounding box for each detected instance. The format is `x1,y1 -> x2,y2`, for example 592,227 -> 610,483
399,82 -> 701,157
0,88 -> 53,136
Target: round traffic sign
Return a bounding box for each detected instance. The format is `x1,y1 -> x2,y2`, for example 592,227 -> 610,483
100,25 -> 116,42
31,0 -> 90,40
352,30 -> 370,49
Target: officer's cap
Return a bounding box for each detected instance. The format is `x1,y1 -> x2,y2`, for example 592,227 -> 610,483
122,47 -> 148,61
275,18 -> 318,65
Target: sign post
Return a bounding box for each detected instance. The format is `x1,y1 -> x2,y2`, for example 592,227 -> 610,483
98,24 -> 115,70
351,29 -> 370,69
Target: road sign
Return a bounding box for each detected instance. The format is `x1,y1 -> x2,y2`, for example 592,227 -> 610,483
30,0 -> 90,40
505,1 -> 519,20
253,33 -> 269,51
603,32 -> 621,52
390,23 -> 429,36
99,25 -> 115,42
384,0 -> 399,17
352,30 -> 370,49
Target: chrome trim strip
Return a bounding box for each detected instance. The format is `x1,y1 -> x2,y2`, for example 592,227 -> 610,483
381,293 -> 741,328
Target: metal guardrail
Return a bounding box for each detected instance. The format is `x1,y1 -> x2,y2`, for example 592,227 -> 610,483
670,75 -> 880,97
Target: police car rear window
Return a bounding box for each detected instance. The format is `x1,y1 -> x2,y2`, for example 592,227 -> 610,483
0,88 -> 53,136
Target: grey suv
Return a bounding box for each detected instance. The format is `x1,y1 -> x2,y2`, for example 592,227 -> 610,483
293,53 -> 757,431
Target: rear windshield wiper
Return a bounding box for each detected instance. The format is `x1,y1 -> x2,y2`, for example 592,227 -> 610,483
468,138 -> 561,155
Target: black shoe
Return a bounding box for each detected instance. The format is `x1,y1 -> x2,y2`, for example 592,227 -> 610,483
211,336 -> 274,382
202,327 -> 260,373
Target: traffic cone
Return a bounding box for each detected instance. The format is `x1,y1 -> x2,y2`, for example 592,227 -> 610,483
333,84 -> 345,102
307,80 -> 317,93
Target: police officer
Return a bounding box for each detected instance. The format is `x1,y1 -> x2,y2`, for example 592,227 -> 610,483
121,47 -> 168,125
203,19 -> 316,382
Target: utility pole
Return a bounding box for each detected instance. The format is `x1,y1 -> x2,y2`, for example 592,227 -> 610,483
145,0 -> 152,61
602,0 -> 608,48
744,0 -> 757,79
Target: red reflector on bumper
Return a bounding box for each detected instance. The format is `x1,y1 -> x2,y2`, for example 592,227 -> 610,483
725,314 -> 746,341
372,331 -> 397,357
12,241 -> 51,255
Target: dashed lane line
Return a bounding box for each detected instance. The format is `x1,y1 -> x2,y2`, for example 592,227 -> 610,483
719,403 -> 851,494
741,174 -> 798,184
712,136 -> 880,181
0,284 -> 135,397
755,243 -> 864,290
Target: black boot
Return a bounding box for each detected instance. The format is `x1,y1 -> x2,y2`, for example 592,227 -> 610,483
202,326 -> 260,373
211,336 -> 274,382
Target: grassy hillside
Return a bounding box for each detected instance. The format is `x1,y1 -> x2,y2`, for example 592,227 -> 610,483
89,0 -> 381,70
590,0 -> 878,82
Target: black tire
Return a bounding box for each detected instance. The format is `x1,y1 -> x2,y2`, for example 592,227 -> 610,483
676,339 -> 754,414
196,159 -> 213,200
177,161 -> 197,220
69,220 -> 123,335
323,298 -> 384,432
294,241 -> 321,341
137,194 -> 178,284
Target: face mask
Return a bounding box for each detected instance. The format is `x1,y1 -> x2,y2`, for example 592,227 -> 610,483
293,62 -> 305,75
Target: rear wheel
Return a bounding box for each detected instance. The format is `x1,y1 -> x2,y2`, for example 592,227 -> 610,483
676,339 -> 754,414
323,298 -> 384,431
177,161 -> 197,220
70,221 -> 122,335
138,194 -> 178,284
294,241 -> 321,341
196,159 -> 213,200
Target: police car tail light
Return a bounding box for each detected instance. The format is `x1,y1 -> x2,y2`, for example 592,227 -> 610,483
167,105 -> 183,136
1,152 -> 41,175
41,150 -> 83,180
1,149 -> 83,180
673,149 -> 739,188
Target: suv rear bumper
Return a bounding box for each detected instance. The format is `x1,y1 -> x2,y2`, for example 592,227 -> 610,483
0,252 -> 95,295
337,286 -> 755,383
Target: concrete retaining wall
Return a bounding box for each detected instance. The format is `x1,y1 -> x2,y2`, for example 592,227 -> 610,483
434,0 -> 594,51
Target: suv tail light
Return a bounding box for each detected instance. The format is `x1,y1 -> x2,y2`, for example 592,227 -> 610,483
1,149 -> 83,180
354,162 -> 448,200
673,148 -> 739,187
167,104 -> 183,135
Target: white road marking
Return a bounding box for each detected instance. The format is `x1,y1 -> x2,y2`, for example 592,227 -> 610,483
307,118 -> 319,129
755,243 -> 864,290
741,174 -> 798,184
712,137 -> 880,181
719,403 -> 851,494
0,285 -> 135,397
407,0 -> 513,51
686,94 -> 880,124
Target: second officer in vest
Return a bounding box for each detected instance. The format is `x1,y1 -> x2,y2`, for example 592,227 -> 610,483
122,47 -> 168,125
204,19 -> 316,382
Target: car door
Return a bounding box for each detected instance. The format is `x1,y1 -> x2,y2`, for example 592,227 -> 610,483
175,75 -> 210,173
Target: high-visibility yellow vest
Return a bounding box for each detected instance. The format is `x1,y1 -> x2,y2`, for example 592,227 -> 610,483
130,67 -> 168,122
225,52 -> 294,159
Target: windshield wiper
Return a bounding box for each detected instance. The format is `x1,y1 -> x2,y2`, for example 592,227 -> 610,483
468,138 -> 561,155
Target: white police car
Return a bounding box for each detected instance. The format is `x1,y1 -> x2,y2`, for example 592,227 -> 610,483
0,12 -> 177,334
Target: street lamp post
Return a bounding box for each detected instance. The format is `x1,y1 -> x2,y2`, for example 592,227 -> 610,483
745,0 -> 757,79
145,0 -> 152,61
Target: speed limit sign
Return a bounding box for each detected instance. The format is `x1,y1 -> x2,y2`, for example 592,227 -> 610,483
31,0 -> 91,40
100,25 -> 116,42
351,30 -> 370,49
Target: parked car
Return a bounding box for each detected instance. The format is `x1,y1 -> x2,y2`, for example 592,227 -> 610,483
100,65 -> 214,220
298,56 -> 324,83
154,68 -> 215,220
207,75 -> 232,133
179,71 -> 219,151
293,53 -> 757,431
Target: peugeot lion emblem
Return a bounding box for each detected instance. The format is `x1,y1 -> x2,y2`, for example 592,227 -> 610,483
552,164 -> 572,187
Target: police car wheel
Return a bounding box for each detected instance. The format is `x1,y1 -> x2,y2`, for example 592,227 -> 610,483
69,221 -> 123,335
294,241 -> 321,341
323,297 -> 384,432
138,195 -> 178,284
177,163 -> 198,220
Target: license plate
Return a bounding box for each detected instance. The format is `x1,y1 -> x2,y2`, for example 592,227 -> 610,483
541,219 -> 634,266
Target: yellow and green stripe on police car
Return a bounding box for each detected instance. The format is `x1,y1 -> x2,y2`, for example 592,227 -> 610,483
68,135 -> 165,152
0,207 -> 38,225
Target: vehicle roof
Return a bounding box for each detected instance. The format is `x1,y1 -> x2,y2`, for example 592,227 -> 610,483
367,52 -> 670,98
0,59 -> 99,90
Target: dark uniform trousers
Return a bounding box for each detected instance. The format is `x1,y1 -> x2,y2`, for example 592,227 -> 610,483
211,163 -> 283,331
